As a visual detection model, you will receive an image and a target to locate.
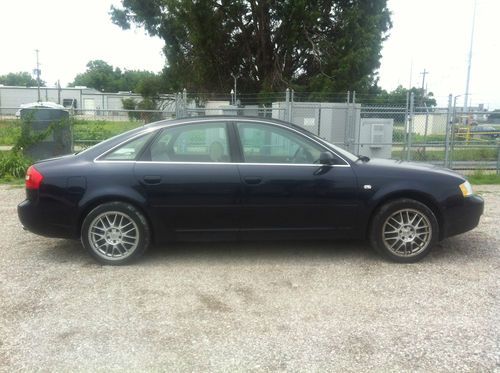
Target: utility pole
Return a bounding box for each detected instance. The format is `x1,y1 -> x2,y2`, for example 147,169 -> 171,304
34,49 -> 41,102
464,0 -> 477,113
420,69 -> 429,106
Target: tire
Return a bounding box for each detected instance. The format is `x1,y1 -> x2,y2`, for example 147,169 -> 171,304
369,198 -> 439,263
81,201 -> 150,265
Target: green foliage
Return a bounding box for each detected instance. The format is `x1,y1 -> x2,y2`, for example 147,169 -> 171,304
0,71 -> 45,87
0,120 -> 21,145
69,60 -> 162,93
72,119 -> 141,146
368,85 -> 437,107
468,171 -> 500,185
0,151 -> 31,179
121,97 -> 162,122
12,113 -> 71,154
110,0 -> 391,94
392,148 -> 497,162
488,110 -> 500,121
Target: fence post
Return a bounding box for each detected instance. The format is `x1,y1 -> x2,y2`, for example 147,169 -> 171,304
182,88 -> 187,117
406,92 -> 414,161
285,88 -> 291,122
345,91 -> 350,149
497,145 -> 500,175
444,94 -> 453,168
353,91 -> 360,155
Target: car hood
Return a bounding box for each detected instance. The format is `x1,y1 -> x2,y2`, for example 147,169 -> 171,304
358,158 -> 465,180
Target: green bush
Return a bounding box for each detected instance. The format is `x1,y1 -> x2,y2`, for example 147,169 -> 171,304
0,151 -> 31,179
0,119 -> 21,145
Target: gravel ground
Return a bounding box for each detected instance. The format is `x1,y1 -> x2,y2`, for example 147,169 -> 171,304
0,185 -> 499,372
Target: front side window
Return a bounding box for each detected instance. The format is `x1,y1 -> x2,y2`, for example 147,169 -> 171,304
100,132 -> 154,161
236,122 -> 325,164
149,122 -> 230,162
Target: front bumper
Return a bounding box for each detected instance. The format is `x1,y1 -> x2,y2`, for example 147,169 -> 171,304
442,194 -> 484,239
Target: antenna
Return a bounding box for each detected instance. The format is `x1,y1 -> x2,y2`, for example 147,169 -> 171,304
464,0 -> 477,112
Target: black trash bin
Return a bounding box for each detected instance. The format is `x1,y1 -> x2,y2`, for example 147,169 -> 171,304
19,103 -> 72,160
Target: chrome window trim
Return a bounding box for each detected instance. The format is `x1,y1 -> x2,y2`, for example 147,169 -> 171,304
94,160 -> 349,168
93,117 -> 352,167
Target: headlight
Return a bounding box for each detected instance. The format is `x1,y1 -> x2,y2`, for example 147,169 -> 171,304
459,180 -> 473,197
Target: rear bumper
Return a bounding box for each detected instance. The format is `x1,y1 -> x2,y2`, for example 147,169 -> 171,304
442,194 -> 484,239
18,199 -> 77,238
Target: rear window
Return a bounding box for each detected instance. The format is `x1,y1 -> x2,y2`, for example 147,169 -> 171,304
100,132 -> 155,161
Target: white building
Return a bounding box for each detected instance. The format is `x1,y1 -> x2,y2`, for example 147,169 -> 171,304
0,85 -> 175,117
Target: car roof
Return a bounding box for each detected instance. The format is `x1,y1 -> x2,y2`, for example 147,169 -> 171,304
145,115 -> 302,130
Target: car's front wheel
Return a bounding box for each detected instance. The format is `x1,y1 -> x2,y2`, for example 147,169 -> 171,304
369,198 -> 439,263
81,202 -> 150,265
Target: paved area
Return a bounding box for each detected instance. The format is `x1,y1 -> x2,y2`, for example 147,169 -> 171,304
0,185 -> 499,372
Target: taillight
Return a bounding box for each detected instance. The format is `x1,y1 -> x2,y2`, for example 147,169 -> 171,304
25,166 -> 44,190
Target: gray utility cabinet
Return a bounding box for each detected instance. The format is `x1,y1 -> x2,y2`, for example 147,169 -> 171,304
20,107 -> 72,160
272,102 -> 361,154
357,118 -> 394,159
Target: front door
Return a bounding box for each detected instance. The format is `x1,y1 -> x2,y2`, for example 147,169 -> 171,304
234,121 -> 359,239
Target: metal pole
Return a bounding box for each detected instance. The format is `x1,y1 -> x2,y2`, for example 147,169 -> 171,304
283,88 -> 292,122
35,49 -> 41,102
444,94 -> 453,168
353,91 -> 361,155
464,0 -> 477,113
231,73 -> 240,106
497,145 -> 500,176
345,91 -> 351,149
182,88 -> 187,117
420,69 -> 429,106
407,92 -> 414,161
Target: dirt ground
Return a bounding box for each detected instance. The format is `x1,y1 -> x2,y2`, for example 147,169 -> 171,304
1,185 -> 499,372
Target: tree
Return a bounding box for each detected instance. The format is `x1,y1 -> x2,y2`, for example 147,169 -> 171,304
69,60 -> 160,93
0,72 -> 45,87
110,0 -> 391,94
369,85 -> 437,108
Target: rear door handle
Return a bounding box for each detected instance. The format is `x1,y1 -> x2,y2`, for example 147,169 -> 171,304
244,176 -> 262,185
142,175 -> 162,185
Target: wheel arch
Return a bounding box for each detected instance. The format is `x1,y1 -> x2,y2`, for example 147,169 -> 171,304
77,195 -> 154,242
366,190 -> 444,241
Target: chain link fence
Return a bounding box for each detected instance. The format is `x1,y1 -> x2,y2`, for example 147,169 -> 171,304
0,90 -> 498,172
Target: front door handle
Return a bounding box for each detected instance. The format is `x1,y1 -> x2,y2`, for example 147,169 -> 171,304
244,176 -> 262,185
142,175 -> 162,185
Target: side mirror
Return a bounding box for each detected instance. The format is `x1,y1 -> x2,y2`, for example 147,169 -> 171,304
319,151 -> 335,165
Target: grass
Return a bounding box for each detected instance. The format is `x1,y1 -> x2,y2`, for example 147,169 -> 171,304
392,147 -> 497,162
0,118 -> 143,146
468,172 -> 500,185
72,119 -> 142,143
0,119 -> 21,145
0,176 -> 24,186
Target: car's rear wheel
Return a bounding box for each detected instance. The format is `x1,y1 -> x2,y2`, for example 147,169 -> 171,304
81,202 -> 150,265
369,198 -> 438,263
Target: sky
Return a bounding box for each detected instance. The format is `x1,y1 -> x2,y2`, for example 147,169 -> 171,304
0,0 -> 498,109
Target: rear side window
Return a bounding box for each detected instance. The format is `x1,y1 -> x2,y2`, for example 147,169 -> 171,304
100,132 -> 154,161
149,122 -> 230,162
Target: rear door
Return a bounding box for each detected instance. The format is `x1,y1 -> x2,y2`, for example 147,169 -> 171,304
233,121 -> 359,239
134,121 -> 241,240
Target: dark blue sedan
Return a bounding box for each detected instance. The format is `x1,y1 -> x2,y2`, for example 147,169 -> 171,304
18,116 -> 484,264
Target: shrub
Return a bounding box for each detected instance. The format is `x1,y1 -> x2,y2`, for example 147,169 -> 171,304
0,151 -> 31,179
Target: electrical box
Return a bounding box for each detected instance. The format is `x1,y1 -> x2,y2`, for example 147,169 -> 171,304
358,118 -> 393,159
